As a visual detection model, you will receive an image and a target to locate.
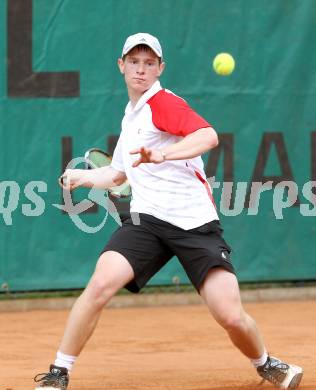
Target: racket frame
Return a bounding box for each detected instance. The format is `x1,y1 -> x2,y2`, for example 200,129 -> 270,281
84,148 -> 131,199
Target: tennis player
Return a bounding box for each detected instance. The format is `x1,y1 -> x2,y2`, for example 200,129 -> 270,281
34,33 -> 303,389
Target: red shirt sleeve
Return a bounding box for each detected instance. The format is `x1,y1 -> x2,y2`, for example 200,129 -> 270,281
147,89 -> 211,137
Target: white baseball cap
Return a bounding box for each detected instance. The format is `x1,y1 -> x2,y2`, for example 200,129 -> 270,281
122,33 -> 163,58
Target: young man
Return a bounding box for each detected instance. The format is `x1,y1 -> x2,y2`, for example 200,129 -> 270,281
34,33 -> 303,389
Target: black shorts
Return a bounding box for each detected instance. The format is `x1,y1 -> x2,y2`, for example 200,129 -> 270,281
101,213 -> 235,293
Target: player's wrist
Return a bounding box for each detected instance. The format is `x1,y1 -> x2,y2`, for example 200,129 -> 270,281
159,150 -> 167,162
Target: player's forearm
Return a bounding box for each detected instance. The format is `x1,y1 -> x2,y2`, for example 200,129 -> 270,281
161,127 -> 218,160
63,166 -> 124,189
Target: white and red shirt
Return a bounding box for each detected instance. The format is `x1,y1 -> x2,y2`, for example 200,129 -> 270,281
111,81 -> 219,230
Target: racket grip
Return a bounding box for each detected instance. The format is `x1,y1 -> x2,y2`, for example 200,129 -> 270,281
58,174 -> 68,187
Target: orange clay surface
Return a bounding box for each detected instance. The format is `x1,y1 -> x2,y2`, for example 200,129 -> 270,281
0,300 -> 315,390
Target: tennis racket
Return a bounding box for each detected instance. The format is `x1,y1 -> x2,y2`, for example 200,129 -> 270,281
84,148 -> 132,199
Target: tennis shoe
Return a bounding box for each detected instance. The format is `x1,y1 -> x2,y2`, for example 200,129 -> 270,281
257,356 -> 303,389
34,364 -> 69,390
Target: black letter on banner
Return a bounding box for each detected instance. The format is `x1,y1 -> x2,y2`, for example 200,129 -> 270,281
8,0 -> 79,97
311,132 -> 316,195
108,135 -> 120,156
245,132 -> 299,208
205,133 -> 234,182
61,137 -> 97,213
205,134 -> 234,208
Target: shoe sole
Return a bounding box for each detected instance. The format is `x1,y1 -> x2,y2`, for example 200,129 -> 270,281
35,387 -> 64,390
288,371 -> 303,389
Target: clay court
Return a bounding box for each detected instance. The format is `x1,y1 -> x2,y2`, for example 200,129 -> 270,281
0,299 -> 315,390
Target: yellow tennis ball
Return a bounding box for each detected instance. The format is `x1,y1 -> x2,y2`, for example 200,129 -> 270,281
213,53 -> 235,76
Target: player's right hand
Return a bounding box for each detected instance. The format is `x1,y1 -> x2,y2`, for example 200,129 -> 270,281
58,169 -> 83,190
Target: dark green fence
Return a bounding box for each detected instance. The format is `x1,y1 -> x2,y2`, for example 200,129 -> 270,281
1,0 -> 316,291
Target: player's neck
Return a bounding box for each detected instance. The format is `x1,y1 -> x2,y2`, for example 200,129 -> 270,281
128,88 -> 148,107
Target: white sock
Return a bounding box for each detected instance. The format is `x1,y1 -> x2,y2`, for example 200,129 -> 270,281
250,351 -> 268,368
54,350 -> 77,372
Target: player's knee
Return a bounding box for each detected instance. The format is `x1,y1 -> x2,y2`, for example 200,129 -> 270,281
219,313 -> 246,333
87,277 -> 118,307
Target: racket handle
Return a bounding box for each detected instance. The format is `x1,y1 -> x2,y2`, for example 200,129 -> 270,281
58,174 -> 68,187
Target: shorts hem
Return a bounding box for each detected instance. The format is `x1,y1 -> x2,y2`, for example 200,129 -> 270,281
196,262 -> 236,293
100,247 -> 144,294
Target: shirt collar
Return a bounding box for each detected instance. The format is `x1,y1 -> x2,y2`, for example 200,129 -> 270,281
125,80 -> 162,114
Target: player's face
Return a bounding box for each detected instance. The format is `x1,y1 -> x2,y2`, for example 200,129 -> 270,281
118,47 -> 165,96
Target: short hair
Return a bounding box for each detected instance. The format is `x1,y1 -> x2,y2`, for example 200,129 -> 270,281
122,44 -> 162,64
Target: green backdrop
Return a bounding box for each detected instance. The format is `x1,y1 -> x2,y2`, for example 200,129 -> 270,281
1,0 -> 316,291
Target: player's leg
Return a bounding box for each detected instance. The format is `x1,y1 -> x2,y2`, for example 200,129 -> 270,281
34,214 -> 173,389
34,250 -> 134,390
59,250 -> 134,356
199,267 -> 303,389
167,219 -> 303,389
199,267 -> 264,358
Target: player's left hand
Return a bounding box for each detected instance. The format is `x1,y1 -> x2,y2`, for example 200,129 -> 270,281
130,147 -> 164,167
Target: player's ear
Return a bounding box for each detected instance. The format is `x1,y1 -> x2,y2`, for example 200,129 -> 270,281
158,61 -> 165,77
118,58 -> 124,74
